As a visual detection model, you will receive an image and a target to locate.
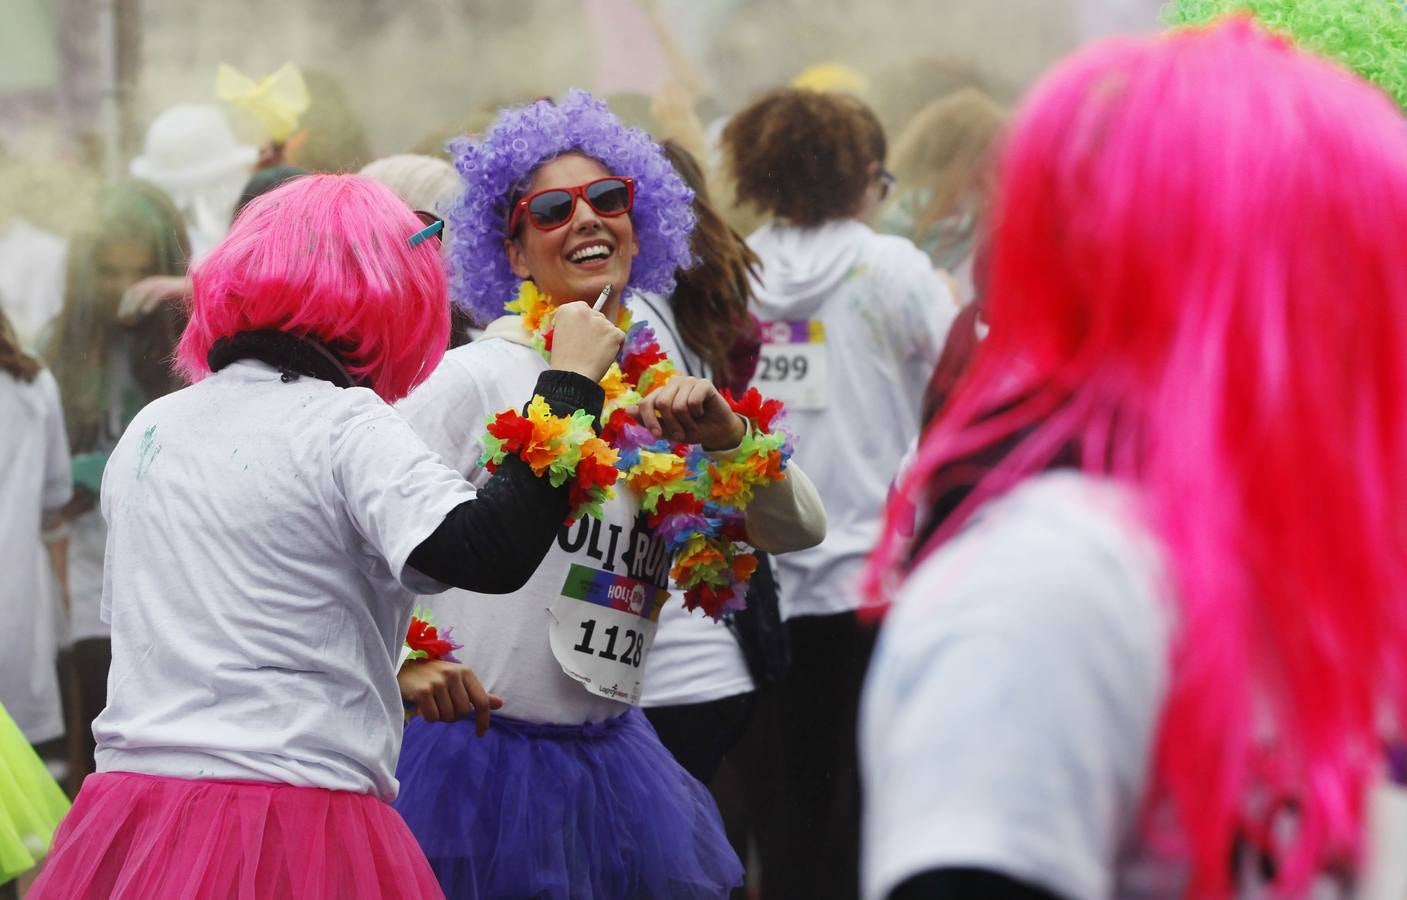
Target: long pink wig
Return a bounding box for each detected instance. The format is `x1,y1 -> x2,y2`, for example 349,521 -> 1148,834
177,174 -> 449,402
866,18 -> 1407,895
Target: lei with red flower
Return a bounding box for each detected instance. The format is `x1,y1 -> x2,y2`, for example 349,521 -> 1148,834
479,283 -> 795,619
404,610 -> 462,662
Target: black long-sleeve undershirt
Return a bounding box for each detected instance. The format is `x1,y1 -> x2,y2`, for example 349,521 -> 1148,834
405,369 -> 604,593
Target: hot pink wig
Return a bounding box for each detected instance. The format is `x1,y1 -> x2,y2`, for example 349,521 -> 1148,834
867,18 -> 1407,895
177,174 -> 449,402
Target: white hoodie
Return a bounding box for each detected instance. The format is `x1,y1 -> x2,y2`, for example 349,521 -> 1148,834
749,219 -> 954,619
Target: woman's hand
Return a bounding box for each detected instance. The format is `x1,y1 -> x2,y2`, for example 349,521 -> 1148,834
118,275 -> 192,325
398,660 -> 504,735
548,300 -> 625,383
635,376 -> 746,450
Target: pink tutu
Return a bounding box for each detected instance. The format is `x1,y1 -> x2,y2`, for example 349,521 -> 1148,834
27,772 -> 444,899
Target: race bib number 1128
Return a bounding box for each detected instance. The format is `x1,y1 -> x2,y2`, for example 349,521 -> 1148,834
547,564 -> 668,706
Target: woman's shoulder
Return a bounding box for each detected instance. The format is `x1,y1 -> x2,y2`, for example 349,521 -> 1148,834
0,365 -> 56,417
403,336 -> 541,407
856,226 -> 942,281
892,471 -> 1172,652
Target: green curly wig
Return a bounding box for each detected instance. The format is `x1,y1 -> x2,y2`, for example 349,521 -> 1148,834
1165,0 -> 1407,109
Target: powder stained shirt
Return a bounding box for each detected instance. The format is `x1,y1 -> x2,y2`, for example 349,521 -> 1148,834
93,361 -> 475,800
749,219 -> 954,619
861,472 -> 1173,900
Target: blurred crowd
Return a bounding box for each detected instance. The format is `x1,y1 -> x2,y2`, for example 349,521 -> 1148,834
6,1 -> 1407,898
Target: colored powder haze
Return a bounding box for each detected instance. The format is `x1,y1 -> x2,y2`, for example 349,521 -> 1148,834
0,0 -> 1163,235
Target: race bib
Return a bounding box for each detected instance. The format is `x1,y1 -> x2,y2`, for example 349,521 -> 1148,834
757,319 -> 829,409
547,564 -> 669,705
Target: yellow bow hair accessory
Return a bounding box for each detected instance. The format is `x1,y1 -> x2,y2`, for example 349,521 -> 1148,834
215,63 -> 310,142
791,63 -> 869,95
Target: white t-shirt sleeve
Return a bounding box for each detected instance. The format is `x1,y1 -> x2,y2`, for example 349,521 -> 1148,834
330,393 -> 478,594
861,474 -> 1172,900
395,353 -> 494,479
37,369 -> 72,510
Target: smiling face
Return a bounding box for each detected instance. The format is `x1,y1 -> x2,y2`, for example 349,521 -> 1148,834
505,153 -> 639,305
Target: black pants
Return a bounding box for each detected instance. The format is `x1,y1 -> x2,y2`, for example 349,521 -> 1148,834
56,637 -> 111,792
644,691 -> 757,785
760,611 -> 876,900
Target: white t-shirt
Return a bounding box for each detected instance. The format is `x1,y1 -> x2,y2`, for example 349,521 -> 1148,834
0,369 -> 72,742
627,293 -> 755,708
861,471 -> 1376,898
93,361 -> 474,800
399,334 -> 650,725
399,309 -> 822,724
0,219 -> 66,351
749,220 -> 954,619
861,472 -> 1175,900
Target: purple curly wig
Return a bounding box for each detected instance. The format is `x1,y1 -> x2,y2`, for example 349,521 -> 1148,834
446,89 -> 696,324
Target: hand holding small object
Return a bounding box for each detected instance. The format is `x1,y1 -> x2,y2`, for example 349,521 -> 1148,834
549,296 -> 624,382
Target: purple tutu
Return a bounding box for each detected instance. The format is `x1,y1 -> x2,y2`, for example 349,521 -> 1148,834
393,708 -> 742,899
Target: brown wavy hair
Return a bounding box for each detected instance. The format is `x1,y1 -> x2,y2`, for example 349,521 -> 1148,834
722,88 -> 886,227
661,141 -> 760,389
0,307 -> 41,382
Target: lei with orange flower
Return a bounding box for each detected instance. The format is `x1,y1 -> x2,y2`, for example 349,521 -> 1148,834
479,283 -> 794,620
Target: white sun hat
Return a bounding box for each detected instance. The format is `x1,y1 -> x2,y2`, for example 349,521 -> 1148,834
130,104 -> 257,192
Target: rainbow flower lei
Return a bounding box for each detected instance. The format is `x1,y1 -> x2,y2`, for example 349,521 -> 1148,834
479,282 -> 795,620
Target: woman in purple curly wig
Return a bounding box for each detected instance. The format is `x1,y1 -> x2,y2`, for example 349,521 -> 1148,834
445,88 -> 697,325
389,90 -> 825,899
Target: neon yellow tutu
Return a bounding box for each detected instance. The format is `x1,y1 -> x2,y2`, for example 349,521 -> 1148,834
0,703 -> 69,884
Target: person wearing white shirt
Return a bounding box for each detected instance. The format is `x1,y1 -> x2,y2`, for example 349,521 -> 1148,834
391,91 -> 824,899
861,20 -> 1407,900
0,310 -> 71,747
721,86 -> 956,900
0,217 -> 66,351
27,173 -> 620,900
636,140 -> 786,792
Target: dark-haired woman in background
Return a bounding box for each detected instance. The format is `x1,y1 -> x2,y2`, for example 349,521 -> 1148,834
638,139 -> 777,784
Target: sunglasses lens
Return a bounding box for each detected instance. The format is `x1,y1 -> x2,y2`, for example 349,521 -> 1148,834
585,179 -> 631,215
528,190 -> 575,229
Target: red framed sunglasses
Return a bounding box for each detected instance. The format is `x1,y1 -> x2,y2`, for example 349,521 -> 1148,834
508,176 -> 635,235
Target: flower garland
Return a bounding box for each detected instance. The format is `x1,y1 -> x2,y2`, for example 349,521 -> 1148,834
405,610 -> 462,662
479,282 -> 794,619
